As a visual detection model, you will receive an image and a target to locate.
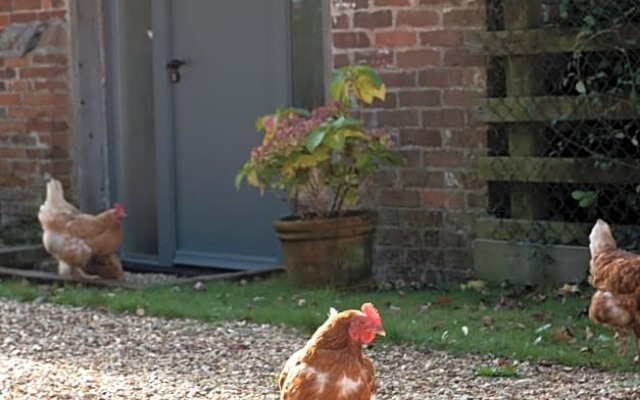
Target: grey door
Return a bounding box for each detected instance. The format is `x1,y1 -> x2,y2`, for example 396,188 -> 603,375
154,1 -> 291,269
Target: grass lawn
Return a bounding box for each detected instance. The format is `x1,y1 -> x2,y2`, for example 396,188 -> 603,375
0,273 -> 634,372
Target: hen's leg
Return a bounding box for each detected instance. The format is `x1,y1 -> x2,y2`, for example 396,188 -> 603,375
633,325 -> 640,363
614,329 -> 629,356
72,266 -> 100,281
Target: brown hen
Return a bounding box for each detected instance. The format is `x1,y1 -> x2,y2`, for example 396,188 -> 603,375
279,303 -> 385,400
38,179 -> 126,280
587,219 -> 640,361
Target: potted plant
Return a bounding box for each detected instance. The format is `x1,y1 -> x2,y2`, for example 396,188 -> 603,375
235,64 -> 405,287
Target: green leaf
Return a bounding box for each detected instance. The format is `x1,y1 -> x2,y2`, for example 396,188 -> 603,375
305,129 -> 327,152
575,81 -> 586,94
333,116 -> 363,130
583,15 -> 596,27
325,131 -> 345,152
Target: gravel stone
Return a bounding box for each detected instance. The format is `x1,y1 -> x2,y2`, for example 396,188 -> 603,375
0,299 -> 638,399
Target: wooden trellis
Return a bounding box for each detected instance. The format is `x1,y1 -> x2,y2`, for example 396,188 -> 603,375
467,0 -> 640,285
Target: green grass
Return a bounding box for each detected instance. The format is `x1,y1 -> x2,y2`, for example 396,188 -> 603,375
0,273 -> 635,372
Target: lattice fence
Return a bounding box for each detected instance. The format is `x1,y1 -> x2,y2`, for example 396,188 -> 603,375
468,0 -> 640,283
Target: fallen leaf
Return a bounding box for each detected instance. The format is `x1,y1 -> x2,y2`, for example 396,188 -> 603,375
389,305 -> 402,315
436,296 -> 451,305
480,316 -> 494,326
530,311 -> 550,322
556,283 -> 580,296
193,281 -> 207,291
461,326 -> 469,336
534,336 -> 542,345
585,326 -> 594,341
552,326 -> 574,342
510,322 -> 526,330
535,323 -> 552,333
135,307 -> 145,317
297,298 -> 306,307
461,279 -> 487,292
418,303 -> 432,313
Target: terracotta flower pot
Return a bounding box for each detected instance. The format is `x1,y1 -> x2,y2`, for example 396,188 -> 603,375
272,210 -> 378,288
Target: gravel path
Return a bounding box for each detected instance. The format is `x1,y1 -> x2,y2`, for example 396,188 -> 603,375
0,299 -> 638,399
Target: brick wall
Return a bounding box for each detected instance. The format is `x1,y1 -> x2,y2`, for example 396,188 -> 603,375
0,0 -> 71,244
331,0 -> 488,286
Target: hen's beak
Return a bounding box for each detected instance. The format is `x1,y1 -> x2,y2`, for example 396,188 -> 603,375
375,327 -> 386,337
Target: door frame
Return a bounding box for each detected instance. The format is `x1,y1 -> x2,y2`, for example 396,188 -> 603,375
150,0 -> 178,268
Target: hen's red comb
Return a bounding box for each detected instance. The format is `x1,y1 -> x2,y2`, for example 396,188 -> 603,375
361,303 -> 381,325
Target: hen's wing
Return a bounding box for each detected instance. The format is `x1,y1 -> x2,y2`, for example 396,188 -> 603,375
591,250 -> 640,294
589,290 -> 633,328
279,348 -> 302,391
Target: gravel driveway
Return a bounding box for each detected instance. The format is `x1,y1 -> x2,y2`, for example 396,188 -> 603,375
0,299 -> 638,399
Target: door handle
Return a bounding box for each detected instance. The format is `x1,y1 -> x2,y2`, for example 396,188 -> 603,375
166,59 -> 186,83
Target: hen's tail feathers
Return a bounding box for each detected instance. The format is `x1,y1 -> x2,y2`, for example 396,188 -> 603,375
589,219 -> 617,257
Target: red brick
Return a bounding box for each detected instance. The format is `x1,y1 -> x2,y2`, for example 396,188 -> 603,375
374,0 -> 411,6
361,91 -> 397,108
333,53 -> 351,68
19,66 -> 67,79
4,58 -> 31,68
397,49 -> 440,68
445,128 -> 487,148
442,88 -> 479,107
378,227 -> 418,246
0,93 -> 21,105
27,118 -> 68,132
9,106 -> 48,118
407,249 -> 444,266
380,189 -> 421,207
332,14 -> 350,30
11,134 -> 37,146
0,121 -> 27,132
354,50 -> 393,68
423,150 -> 464,167
420,30 -> 464,47
33,80 -> 67,91
418,68 -> 464,87
418,0 -> 461,5
32,54 -> 68,65
422,108 -> 465,128
0,147 -> 27,158
398,149 -> 422,167
9,81 -> 30,91
401,169 -> 444,188
396,10 -> 440,27
14,0 -> 41,11
375,31 -> 417,47
443,8 -> 485,28
23,93 -> 68,105
421,189 -> 465,209
399,128 -> 442,147
0,82 -> 5,92
398,89 -> 441,107
375,109 -> 419,127
0,14 -> 9,27
10,12 -> 38,23
0,0 -> 11,12
0,68 -> 16,79
354,11 -> 392,29
379,71 -> 417,88
51,0 -> 65,8
443,48 -> 484,67
51,159 -> 73,175
333,32 -> 370,49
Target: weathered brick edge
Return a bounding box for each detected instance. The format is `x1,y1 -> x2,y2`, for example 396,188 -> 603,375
331,0 -> 487,285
